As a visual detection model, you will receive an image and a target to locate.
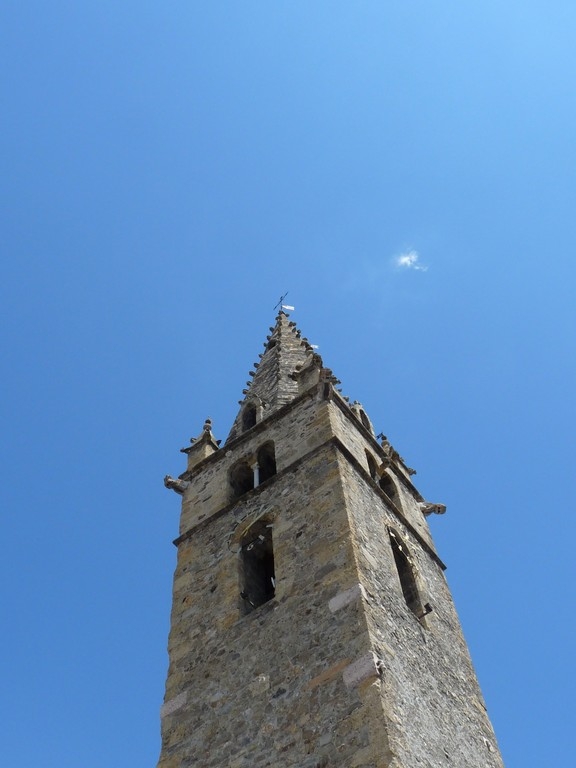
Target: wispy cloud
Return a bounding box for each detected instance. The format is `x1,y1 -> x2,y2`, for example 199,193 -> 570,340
394,249 -> 428,272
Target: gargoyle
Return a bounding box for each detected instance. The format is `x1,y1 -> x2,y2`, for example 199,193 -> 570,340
164,475 -> 189,494
418,501 -> 446,516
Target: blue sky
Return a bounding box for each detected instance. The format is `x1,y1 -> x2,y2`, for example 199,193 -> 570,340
1,3 -> 575,765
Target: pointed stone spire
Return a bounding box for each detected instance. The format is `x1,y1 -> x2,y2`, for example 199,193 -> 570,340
225,311 -> 321,443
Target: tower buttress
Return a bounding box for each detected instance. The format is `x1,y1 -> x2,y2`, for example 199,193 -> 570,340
157,312 -> 504,768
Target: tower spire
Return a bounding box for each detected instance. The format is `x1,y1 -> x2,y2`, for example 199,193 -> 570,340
225,309 -> 321,443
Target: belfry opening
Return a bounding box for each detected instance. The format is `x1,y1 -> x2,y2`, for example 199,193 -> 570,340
240,519 -> 275,613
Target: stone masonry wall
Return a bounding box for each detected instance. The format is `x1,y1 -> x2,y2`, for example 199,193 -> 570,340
339,458 -> 504,768
159,440 -> 393,768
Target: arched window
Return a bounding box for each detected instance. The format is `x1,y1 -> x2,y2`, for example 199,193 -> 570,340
351,402 -> 374,434
365,451 -> 379,482
240,519 -> 275,613
242,404 -> 257,432
359,409 -> 371,431
230,461 -> 254,500
379,472 -> 399,506
257,442 -> 277,484
389,530 -> 422,618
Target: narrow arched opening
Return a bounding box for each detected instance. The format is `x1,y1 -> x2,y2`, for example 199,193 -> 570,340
379,472 -> 399,506
359,409 -> 371,432
229,461 -> 254,500
389,530 -> 422,618
242,404 -> 257,432
240,519 -> 275,614
365,451 -> 379,482
257,442 -> 277,484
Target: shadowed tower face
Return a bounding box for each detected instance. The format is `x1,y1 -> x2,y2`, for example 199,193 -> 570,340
158,312 -> 504,768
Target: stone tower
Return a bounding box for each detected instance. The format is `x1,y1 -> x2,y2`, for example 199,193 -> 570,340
158,311 -> 504,768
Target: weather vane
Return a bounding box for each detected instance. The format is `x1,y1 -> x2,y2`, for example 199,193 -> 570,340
274,292 -> 294,312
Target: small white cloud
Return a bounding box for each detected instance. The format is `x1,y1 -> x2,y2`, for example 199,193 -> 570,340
394,250 -> 428,272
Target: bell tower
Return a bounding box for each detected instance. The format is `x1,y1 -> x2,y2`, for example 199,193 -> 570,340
158,311 -> 504,768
